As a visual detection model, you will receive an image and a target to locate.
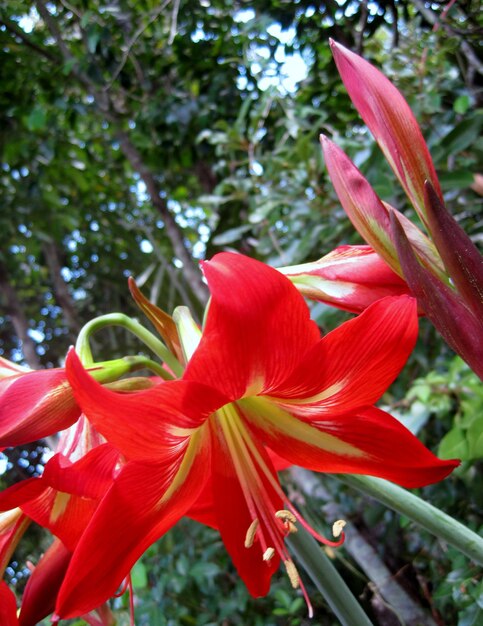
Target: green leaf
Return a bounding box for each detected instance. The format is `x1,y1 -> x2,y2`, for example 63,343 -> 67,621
212,224 -> 251,245
25,108 -> 47,131
61,58 -> 77,76
438,427 -> 469,460
80,10 -> 94,28
131,560 -> 148,589
87,27 -> 101,54
467,418 -> 483,460
439,170 -> 476,191
249,199 -> 281,224
454,95 -> 470,115
437,116 -> 483,158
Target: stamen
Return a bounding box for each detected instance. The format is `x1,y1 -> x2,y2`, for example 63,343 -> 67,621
298,576 -> 314,619
244,518 -> 259,548
113,576 -> 130,598
285,520 -> 298,534
332,519 -> 346,538
127,575 -> 135,626
275,509 -> 297,524
263,547 -> 275,561
287,503 -> 346,548
284,559 -> 300,589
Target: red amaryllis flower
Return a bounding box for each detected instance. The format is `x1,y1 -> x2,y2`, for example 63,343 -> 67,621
55,253 -> 458,618
0,543 -> 114,626
17,538 -> 115,626
320,41 -> 483,377
0,414 -> 123,625
0,356 -> 153,448
0,581 -> 18,626
278,244 -> 410,313
0,508 -> 30,581
0,366 -> 81,448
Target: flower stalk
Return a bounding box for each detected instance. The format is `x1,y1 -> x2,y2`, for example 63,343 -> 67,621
337,474 -> 483,566
288,526 -> 374,626
75,313 -> 183,376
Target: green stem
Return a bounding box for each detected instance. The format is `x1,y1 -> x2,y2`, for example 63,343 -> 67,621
76,313 -> 183,376
288,527 -> 374,626
338,475 -> 483,566
121,356 -> 174,380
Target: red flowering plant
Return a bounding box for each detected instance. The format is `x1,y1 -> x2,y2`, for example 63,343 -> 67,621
279,41 -> 483,378
0,366 -> 158,625
0,335 -> 167,622
1,41 -> 482,626
1,252 -> 458,621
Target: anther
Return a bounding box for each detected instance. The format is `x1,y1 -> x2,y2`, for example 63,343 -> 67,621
285,520 -> 298,534
284,559 -> 300,589
332,519 -> 346,538
244,518 -> 259,548
263,547 -> 275,561
275,509 -> 297,524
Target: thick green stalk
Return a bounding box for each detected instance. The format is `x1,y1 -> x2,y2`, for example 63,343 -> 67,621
75,313 -> 183,376
338,475 -> 483,565
115,355 -> 174,380
288,527 -> 374,626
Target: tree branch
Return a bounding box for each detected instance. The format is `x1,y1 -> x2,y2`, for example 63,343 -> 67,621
42,240 -> 82,334
104,0 -> 171,91
0,15 -> 59,64
115,130 -> 208,305
0,259 -> 41,369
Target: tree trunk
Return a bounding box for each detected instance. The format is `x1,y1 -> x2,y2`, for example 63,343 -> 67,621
115,130 -> 209,305
42,239 -> 82,334
0,260 -> 41,369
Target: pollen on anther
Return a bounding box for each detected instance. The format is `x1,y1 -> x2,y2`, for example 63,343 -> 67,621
286,520 -> 298,534
275,509 -> 297,524
284,559 -> 300,589
332,519 -> 346,538
244,518 -> 259,548
263,547 -> 275,561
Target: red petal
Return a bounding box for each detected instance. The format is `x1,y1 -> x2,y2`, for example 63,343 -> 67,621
56,414 -> 107,463
270,295 -> 418,412
0,357 -> 29,379
18,539 -> 71,626
0,582 -> 18,626
321,137 -> 446,282
241,400 -> 459,488
279,245 -> 410,313
210,420 -> 281,597
423,182 -> 483,319
0,447 -> 119,551
128,277 -> 184,364
66,349 -> 227,460
0,369 -> 80,447
55,427 -> 211,617
321,135 -> 400,272
267,447 -> 292,471
391,212 -> 483,378
185,252 -> 320,399
330,40 -> 441,224
186,477 -> 218,529
0,509 -> 30,579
